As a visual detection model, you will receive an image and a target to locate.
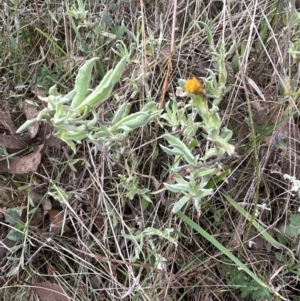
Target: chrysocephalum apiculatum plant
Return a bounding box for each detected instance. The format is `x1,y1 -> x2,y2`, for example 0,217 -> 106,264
159,20 -> 236,214
160,77 -> 273,297
181,76 -> 234,159
17,44 -> 160,153
160,76 -> 235,213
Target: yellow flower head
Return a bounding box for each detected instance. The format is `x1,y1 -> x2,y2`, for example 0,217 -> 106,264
184,76 -> 205,96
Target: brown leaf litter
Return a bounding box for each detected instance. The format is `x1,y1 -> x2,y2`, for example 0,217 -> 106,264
30,281 -> 69,301
23,101 -> 40,138
0,144 -> 44,174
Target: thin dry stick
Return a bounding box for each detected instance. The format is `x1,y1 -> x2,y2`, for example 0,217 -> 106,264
139,0 -> 148,70
159,0 -> 177,110
76,249 -> 175,277
149,1 -> 178,189
33,0 -> 41,24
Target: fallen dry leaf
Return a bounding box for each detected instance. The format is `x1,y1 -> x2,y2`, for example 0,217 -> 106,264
246,229 -> 272,252
31,282 -> 69,301
37,124 -> 64,148
30,208 -> 43,227
0,237 -> 16,261
48,209 -> 72,234
42,198 -> 52,211
29,191 -> 43,205
238,102 -> 286,146
0,134 -> 27,150
61,55 -> 86,70
93,213 -> 104,229
237,121 -> 250,146
48,209 -> 64,232
23,101 -> 39,138
0,111 -> 17,133
0,144 -> 44,174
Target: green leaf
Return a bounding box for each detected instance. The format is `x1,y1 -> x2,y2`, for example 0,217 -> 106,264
49,85 -> 60,97
252,287 -> 272,300
200,21 -> 215,52
206,169 -> 231,189
55,123 -> 88,139
63,130 -> 88,141
7,224 -> 24,241
17,119 -> 39,133
142,227 -> 177,244
61,89 -> 76,102
111,102 -> 130,124
7,266 -> 20,277
290,214 -> 300,226
71,57 -> 99,109
93,126 -> 112,139
111,112 -> 150,131
76,56 -> 127,112
164,182 -> 189,193
231,54 -> 239,74
53,101 -> 64,121
161,134 -> 197,165
140,101 -> 157,113
111,24 -> 127,39
192,167 -> 216,179
160,145 -> 184,157
194,188 -> 213,199
172,195 -> 190,213
281,223 -> 300,238
86,110 -> 99,127
288,224 -> 299,237
6,208 -> 23,225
